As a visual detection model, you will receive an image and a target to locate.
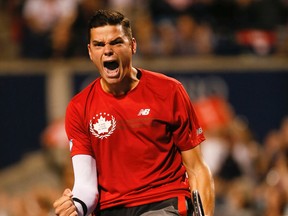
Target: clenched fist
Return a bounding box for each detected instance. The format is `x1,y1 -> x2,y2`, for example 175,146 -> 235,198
53,189 -> 78,216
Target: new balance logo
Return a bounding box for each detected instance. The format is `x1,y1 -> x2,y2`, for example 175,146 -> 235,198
197,127 -> 203,135
138,108 -> 150,116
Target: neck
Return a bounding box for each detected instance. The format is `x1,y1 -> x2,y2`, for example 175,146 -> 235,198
101,67 -> 139,97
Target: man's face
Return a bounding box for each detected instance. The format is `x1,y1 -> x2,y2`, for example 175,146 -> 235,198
88,24 -> 136,86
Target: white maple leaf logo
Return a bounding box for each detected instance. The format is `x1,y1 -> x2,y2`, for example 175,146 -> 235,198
93,116 -> 112,134
90,113 -> 116,139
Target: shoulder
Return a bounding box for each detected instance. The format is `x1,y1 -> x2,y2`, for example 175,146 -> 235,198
139,69 -> 191,103
140,68 -> 182,90
68,78 -> 99,110
140,69 -> 182,100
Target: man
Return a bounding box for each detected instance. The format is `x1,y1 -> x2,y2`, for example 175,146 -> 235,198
53,9 -> 214,216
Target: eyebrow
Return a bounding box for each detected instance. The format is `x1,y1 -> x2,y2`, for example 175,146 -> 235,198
92,37 -> 124,45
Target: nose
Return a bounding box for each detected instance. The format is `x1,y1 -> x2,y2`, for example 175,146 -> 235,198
104,44 -> 113,56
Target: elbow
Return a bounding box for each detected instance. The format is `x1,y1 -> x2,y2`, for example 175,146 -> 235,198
72,185 -> 99,215
91,187 -> 99,207
84,185 -> 99,210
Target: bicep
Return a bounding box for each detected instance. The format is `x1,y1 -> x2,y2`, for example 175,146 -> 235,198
181,146 -> 204,173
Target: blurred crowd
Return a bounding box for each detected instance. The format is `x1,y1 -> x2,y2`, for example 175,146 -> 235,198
0,0 -> 288,59
197,96 -> 288,216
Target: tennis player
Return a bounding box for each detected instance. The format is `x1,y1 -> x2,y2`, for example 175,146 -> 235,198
53,9 -> 214,216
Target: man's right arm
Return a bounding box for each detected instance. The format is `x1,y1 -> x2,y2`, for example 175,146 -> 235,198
53,155 -> 99,216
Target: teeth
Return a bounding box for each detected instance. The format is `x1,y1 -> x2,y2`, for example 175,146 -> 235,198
105,68 -> 118,74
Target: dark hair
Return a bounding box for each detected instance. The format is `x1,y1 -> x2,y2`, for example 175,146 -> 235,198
88,9 -> 132,42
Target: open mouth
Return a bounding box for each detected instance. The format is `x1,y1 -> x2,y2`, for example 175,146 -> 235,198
104,61 -> 119,70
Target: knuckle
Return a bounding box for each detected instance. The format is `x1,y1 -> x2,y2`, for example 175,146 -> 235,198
53,200 -> 58,208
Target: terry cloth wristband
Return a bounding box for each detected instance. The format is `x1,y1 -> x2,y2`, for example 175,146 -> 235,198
73,197 -> 88,216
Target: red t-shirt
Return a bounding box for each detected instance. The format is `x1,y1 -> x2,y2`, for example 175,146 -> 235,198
66,68 -> 205,210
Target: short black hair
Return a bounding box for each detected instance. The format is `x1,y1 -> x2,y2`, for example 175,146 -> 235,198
88,9 -> 132,42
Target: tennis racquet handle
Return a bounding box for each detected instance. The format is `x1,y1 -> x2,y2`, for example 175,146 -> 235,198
192,190 -> 205,216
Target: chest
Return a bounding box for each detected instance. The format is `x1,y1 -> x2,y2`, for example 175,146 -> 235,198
88,89 -> 171,125
84,89 -> 175,144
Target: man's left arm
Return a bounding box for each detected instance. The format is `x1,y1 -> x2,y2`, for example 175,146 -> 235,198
181,145 -> 215,216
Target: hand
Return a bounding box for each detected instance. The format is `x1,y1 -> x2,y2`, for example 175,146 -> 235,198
53,188 -> 78,216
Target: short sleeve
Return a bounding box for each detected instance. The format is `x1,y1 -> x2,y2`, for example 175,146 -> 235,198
172,83 -> 205,151
65,101 -> 94,157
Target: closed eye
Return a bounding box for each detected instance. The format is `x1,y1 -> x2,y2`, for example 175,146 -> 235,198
110,38 -> 124,45
92,41 -> 105,47
91,38 -> 124,47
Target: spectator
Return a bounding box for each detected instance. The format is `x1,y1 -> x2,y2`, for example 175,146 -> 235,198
234,0 -> 287,55
148,0 -> 193,22
21,0 -> 79,59
156,18 -> 178,56
67,0 -> 107,58
175,13 -> 213,55
106,0 -> 146,18
132,12 -> 157,57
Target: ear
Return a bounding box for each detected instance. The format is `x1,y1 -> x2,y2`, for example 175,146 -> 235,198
87,44 -> 93,60
131,38 -> 137,54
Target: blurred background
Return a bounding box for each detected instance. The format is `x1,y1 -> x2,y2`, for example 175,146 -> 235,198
0,0 -> 288,215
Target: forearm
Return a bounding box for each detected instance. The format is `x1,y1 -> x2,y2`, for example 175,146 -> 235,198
181,147 -> 215,216
72,155 -> 99,216
189,162 -> 215,216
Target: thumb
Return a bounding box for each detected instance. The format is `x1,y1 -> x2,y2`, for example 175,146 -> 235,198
63,188 -> 73,197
